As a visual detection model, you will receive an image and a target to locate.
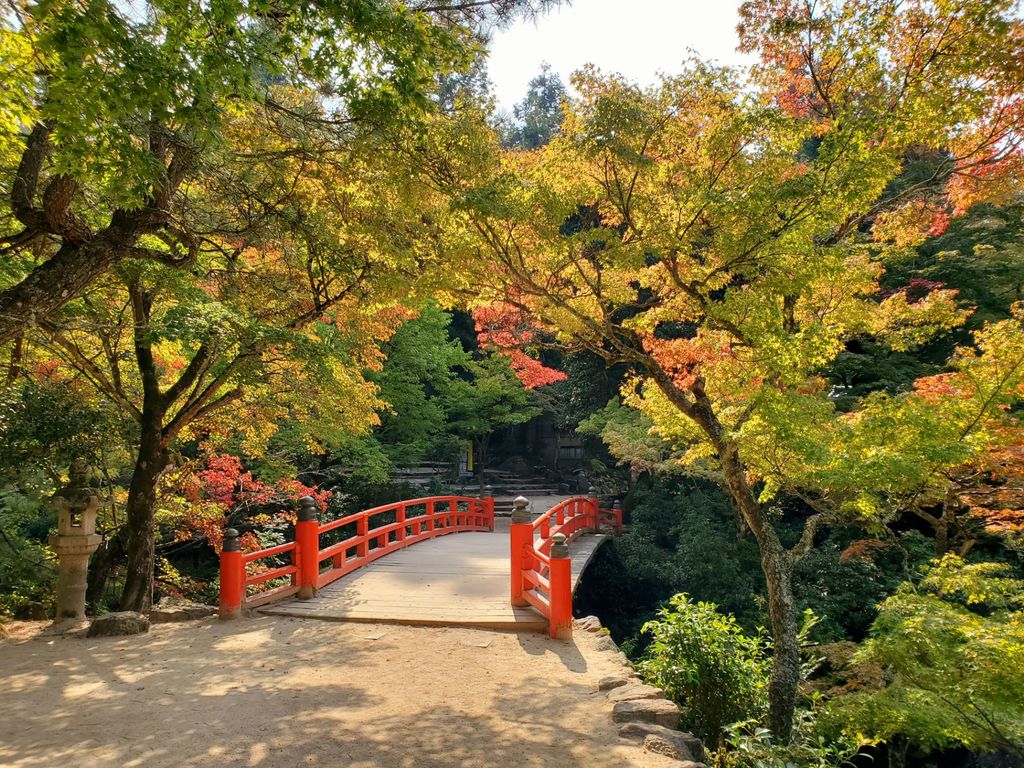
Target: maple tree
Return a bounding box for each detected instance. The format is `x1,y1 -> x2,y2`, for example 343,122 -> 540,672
18,93 -> 456,611
170,454 -> 330,555
0,0 -> 554,347
472,302 -> 567,388
427,0 -> 1024,740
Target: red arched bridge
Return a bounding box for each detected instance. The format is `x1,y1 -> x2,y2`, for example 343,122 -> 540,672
218,494 -> 623,639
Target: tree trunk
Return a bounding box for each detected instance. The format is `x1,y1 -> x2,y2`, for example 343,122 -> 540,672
648,373 -> 803,741
86,528 -> 126,609
887,735 -> 909,768
718,442 -> 801,742
118,417 -> 168,613
476,433 -> 490,493
7,333 -> 24,383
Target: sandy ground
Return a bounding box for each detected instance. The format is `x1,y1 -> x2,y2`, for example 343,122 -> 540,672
0,616 -> 675,768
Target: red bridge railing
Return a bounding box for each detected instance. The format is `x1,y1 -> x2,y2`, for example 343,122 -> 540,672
219,495 -> 495,618
510,493 -> 623,639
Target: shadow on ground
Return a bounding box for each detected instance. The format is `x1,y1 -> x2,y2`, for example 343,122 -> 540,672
0,616 -> 669,768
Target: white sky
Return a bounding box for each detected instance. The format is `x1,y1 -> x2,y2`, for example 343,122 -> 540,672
488,0 -> 751,113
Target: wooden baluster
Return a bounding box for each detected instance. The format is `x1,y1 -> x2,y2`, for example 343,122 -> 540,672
588,486 -> 600,532
396,503 -> 407,545
426,499 -> 435,533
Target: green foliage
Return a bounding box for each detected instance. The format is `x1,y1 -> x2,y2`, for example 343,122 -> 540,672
717,704 -> 864,768
579,398 -> 686,476
899,203 -> 1024,329
444,353 -> 541,443
0,380 -> 130,617
574,478 -> 766,651
4,0 -> 489,206
0,380 -> 131,483
641,594 -> 770,746
827,556 -> 1024,758
793,530 -> 934,643
0,487 -> 55,618
372,304 -> 470,466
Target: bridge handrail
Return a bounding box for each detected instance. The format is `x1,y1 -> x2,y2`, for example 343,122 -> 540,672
218,494 -> 495,618
314,495 -> 493,590
510,493 -> 625,639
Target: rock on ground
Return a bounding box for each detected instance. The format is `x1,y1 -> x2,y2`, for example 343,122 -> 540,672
607,683 -> 665,703
149,600 -> 216,623
611,698 -> 681,729
598,675 -> 632,691
618,723 -> 706,763
87,611 -> 150,637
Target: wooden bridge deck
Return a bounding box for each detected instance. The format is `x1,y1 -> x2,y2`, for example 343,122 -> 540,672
260,519 -> 607,630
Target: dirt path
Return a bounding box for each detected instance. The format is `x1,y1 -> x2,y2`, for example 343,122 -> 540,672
0,617 -> 674,768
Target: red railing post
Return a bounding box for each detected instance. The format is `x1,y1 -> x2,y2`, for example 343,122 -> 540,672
549,532 -> 573,640
484,485 -> 495,530
426,499 -> 435,533
296,496 -> 319,600
509,495 -> 532,606
588,486 -> 601,532
396,503 -> 407,543
612,499 -> 624,530
218,528 -> 244,620
357,514 -> 369,557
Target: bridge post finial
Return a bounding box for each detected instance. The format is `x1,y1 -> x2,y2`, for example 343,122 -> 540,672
219,528 -> 243,620
550,532 -> 569,559
511,495 -> 531,524
548,533 -> 572,641
297,496 -> 318,522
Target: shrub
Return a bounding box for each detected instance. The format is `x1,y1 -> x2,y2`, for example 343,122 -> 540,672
825,556 -> 1024,759
640,593 -> 770,746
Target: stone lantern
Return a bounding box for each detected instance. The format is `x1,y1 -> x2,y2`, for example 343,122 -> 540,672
49,460 -> 105,622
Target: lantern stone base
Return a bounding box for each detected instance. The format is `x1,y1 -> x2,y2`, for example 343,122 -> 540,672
48,532 -> 103,621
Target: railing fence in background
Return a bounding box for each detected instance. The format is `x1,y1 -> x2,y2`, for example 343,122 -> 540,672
219,495 -> 495,618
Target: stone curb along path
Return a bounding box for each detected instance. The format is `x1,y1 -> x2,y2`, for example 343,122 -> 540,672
575,616 -> 709,768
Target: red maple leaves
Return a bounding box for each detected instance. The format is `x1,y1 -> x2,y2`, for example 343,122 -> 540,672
472,303 -> 567,388
177,454 -> 331,553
